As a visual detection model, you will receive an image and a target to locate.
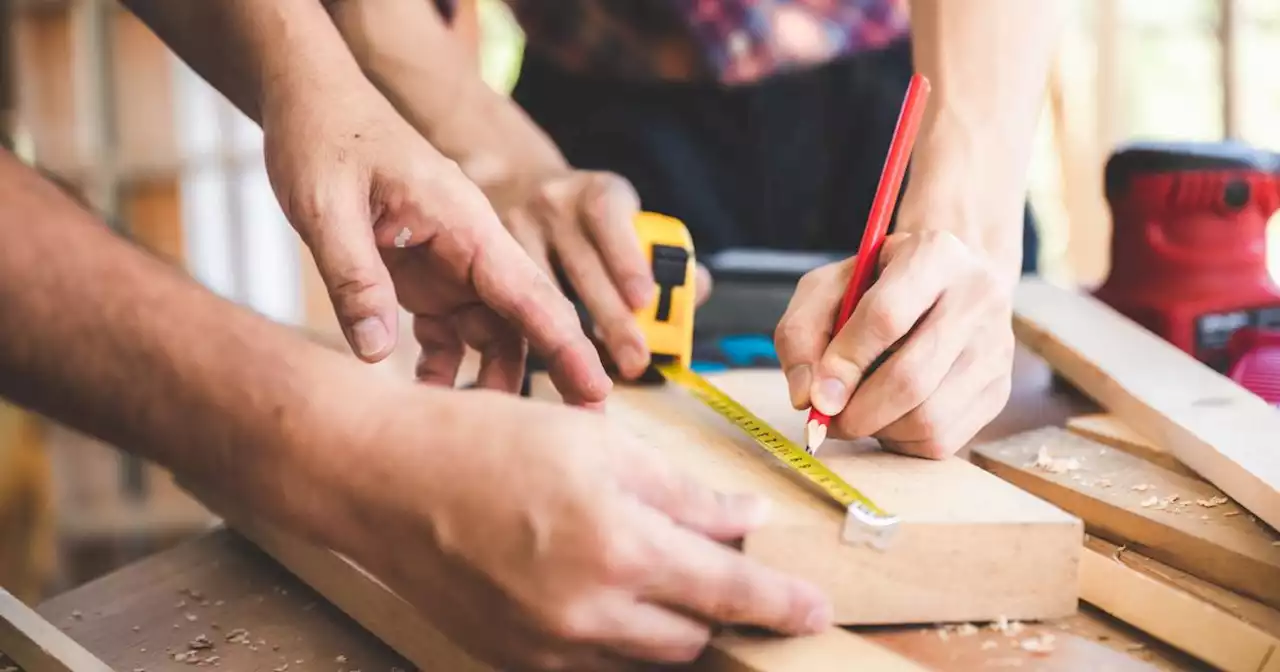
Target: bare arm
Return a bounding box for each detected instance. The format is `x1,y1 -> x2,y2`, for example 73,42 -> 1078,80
0,150 -> 423,541
120,0 -> 369,124
899,0 -> 1069,281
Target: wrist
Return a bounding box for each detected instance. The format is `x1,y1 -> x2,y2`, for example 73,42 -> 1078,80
896,171 -> 1025,287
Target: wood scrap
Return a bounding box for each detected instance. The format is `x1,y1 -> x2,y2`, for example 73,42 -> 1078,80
1013,278 -> 1280,532
532,370 -> 1082,625
1067,413 -> 1199,478
0,587 -> 114,672
972,427 -> 1280,610
1081,536 -> 1280,672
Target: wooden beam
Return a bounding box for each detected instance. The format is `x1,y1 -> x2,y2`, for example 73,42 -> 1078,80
0,587 -> 114,672
1081,537 -> 1280,672
1013,278 -> 1280,532
972,426 -> 1280,610
1066,413 -> 1197,478
530,370 -> 1082,625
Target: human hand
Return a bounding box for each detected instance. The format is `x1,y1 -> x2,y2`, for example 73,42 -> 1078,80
260,80 -> 610,405
774,231 -> 1015,458
326,386 -> 830,670
487,169 -> 713,380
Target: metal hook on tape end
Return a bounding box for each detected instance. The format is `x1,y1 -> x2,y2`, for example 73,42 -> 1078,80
841,502 -> 900,550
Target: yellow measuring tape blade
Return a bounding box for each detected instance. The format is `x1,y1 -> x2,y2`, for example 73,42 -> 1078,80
655,362 -> 900,549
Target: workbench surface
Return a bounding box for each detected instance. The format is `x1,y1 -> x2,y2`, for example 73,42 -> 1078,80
27,351 -> 1209,672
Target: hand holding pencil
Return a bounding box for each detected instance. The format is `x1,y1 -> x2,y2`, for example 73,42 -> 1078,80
774,73 -> 1019,459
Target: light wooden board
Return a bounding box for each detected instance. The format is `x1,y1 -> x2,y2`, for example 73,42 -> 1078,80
0,587 -> 113,672
531,370 -> 1083,625
1067,413 -> 1198,478
1013,279 -> 1280,532
972,426 -> 1280,610
1081,537 -> 1280,672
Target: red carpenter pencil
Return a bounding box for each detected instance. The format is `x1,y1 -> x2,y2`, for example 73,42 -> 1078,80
804,73 -> 931,454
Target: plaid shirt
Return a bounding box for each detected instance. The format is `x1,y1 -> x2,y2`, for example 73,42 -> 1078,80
436,0 -> 909,84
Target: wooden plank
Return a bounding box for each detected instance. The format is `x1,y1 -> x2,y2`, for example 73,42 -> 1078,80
1081,537 -> 1280,672
1066,413 -> 1198,479
971,426 -> 1280,610
1013,278 -> 1280,532
531,370 -> 1083,625
0,587 -> 113,672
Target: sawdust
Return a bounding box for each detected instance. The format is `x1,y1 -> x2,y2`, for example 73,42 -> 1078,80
1092,478 -> 1113,488
1140,496 -> 1159,508
1196,496 -> 1229,508
189,634 -> 214,650
1031,446 -> 1081,474
1131,484 -> 1153,492
981,640 -> 999,650
1018,633 -> 1056,653
1225,511 -> 1242,517
989,615 -> 1026,636
335,655 -> 348,663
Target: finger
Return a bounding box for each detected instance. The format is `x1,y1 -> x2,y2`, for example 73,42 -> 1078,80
617,447 -> 771,540
695,263 -> 714,307
455,304 -> 529,395
552,595 -> 713,666
850,342 -> 987,451
774,260 -> 853,409
432,191 -> 613,405
636,510 -> 831,636
832,284 -> 975,438
553,221 -> 651,379
298,187 -> 399,363
579,172 -> 654,310
809,241 -> 948,417
881,371 -> 1012,459
412,315 -> 466,386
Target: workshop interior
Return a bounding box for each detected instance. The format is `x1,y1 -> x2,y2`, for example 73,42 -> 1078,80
2,1 -> 1280,671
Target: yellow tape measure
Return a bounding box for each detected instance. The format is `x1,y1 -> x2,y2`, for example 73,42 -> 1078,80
632,213 -> 899,549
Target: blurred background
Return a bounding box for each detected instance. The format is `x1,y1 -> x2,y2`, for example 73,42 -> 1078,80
0,0 -> 1277,604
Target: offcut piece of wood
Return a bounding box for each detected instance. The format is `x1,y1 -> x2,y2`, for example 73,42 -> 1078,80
222,516 -> 926,672
0,587 -> 113,672
530,370 -> 1082,625
971,426 -> 1280,610
1067,413 -> 1198,479
1081,537 -> 1280,672
1013,278 -> 1280,532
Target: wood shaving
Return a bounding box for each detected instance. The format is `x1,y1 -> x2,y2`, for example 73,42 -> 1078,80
1125,643 -> 1147,651
1225,511 -> 1242,517
1018,633 -> 1056,653
225,628 -> 251,644
989,615 -> 1026,635
981,640 -> 999,650
189,635 -> 214,650
1092,478 -> 1113,488
937,628 -> 950,641
335,655 -> 348,663
185,613 -> 198,622
1140,496 -> 1158,508
956,623 -> 980,637
1031,446 -> 1081,474
1196,496 -> 1229,508
1131,484 -> 1153,492
71,610 -> 82,619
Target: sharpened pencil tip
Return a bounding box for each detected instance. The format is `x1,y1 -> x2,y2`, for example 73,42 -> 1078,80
804,419 -> 827,455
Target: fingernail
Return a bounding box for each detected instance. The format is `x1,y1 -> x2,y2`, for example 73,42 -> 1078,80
719,492 -> 771,527
812,378 -> 848,416
625,278 -> 654,309
806,601 -> 834,633
785,365 -> 812,408
351,317 -> 389,358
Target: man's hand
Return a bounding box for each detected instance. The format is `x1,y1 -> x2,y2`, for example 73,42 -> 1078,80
774,231 -> 1014,458
260,81 -> 611,405
326,386 -> 830,670
489,169 -> 713,380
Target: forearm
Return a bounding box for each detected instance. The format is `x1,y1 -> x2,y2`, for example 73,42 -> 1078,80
899,0 -> 1068,281
0,152 -> 400,543
121,0 -> 369,123
325,0 -> 568,188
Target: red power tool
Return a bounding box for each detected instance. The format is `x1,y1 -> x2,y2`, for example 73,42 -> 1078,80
1093,141 -> 1280,387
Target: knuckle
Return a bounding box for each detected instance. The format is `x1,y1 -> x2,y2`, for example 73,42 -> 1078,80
889,365 -> 933,407
773,320 -> 811,356
595,534 -> 648,583
543,601 -> 602,644
864,298 -> 914,342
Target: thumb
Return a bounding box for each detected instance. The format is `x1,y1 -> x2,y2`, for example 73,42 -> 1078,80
303,206 -> 400,362
773,259 -> 854,409
619,447 -> 771,540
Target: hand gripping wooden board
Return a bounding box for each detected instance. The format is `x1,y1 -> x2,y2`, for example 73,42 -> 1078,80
530,369 -> 1082,625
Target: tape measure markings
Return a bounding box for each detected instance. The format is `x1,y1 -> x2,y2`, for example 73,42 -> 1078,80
655,363 -> 899,548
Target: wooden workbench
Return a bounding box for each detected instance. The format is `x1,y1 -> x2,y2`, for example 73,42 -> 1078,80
22,349 -> 1210,671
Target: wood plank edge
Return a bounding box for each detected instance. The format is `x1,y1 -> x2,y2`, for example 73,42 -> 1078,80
1065,414 -> 1200,479
0,587 -> 114,672
1081,545 -> 1280,672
